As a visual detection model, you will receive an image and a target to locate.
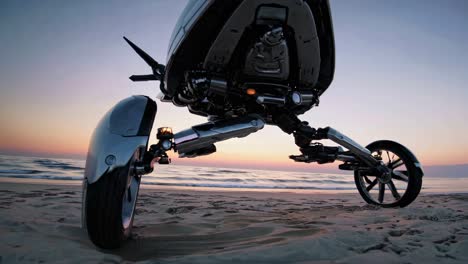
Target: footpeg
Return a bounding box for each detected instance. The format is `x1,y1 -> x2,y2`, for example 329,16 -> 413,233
338,163 -> 356,171
290,143 -> 342,164
289,154 -> 314,163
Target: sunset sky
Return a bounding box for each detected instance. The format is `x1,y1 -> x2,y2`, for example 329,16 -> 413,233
1,0 -> 467,171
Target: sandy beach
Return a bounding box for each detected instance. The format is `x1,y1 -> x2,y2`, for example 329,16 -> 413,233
0,179 -> 467,263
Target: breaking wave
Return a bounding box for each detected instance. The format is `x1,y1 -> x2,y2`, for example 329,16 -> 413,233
2,154 -> 466,192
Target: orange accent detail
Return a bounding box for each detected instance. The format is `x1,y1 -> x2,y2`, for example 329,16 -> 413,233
246,88 -> 256,95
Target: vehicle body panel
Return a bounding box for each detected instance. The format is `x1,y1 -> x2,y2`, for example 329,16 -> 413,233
84,96 -> 156,184
164,0 -> 335,100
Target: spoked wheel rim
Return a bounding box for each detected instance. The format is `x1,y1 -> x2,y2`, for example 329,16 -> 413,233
357,149 -> 410,206
122,175 -> 139,229
122,149 -> 142,230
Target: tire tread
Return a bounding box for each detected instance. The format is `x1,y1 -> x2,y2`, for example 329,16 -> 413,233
85,167 -> 129,249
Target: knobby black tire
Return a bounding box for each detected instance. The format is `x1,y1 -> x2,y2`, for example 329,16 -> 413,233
354,140 -> 423,208
84,165 -> 135,249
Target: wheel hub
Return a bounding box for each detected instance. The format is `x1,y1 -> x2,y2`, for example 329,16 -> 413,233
378,172 -> 392,184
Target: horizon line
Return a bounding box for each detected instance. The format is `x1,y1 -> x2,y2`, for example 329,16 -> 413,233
2,150 -> 468,170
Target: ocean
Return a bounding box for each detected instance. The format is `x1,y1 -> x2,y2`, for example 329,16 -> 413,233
0,154 -> 467,193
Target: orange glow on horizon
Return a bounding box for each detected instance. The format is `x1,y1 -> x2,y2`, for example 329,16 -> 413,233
2,142 -> 467,170
1,110 -> 466,170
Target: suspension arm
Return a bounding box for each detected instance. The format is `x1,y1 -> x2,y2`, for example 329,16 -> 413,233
274,112 -> 386,171
320,127 -> 381,168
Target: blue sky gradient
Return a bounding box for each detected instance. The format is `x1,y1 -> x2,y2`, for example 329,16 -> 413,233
1,0 -> 467,170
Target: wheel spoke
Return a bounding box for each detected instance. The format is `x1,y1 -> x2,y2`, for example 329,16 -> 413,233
378,182 -> 385,203
386,151 -> 392,164
364,176 -> 373,184
387,180 -> 401,200
366,178 -> 378,191
389,158 -> 404,169
392,170 -> 409,182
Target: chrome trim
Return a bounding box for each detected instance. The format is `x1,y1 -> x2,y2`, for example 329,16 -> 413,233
327,127 -> 381,168
256,95 -> 286,105
291,91 -> 315,106
122,161 -> 140,230
173,131 -> 199,145
174,115 -> 265,156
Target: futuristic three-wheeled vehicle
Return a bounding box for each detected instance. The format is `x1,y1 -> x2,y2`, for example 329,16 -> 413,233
82,0 -> 423,249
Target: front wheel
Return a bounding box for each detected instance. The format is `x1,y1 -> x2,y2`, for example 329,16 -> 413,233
354,140 -> 423,208
83,150 -> 142,249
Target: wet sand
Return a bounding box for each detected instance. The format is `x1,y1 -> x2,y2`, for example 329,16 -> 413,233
0,180 -> 467,263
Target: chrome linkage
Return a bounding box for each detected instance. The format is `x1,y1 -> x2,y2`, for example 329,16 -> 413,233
275,112 -> 389,175
134,127 -> 174,175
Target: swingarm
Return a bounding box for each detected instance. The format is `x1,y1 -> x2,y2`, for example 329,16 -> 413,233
274,113 -> 390,176
135,115 -> 265,175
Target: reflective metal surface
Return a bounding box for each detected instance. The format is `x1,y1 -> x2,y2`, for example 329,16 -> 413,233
84,96 -> 156,184
326,127 -> 381,168
256,95 -> 286,105
291,91 -> 315,106
174,115 -> 265,156
122,149 -> 142,230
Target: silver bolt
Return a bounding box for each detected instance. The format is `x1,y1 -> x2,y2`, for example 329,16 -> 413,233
105,155 -> 116,165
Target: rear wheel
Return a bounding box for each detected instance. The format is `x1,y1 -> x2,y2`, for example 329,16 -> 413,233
83,149 -> 142,249
354,140 -> 423,208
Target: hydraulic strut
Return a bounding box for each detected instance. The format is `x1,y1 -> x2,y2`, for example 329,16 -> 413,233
173,115 -> 265,158
274,112 -> 388,173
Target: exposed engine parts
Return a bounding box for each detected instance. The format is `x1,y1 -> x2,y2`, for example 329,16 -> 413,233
177,69 -> 320,119
243,27 -> 289,80
176,71 -> 229,107
153,0 -> 328,120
